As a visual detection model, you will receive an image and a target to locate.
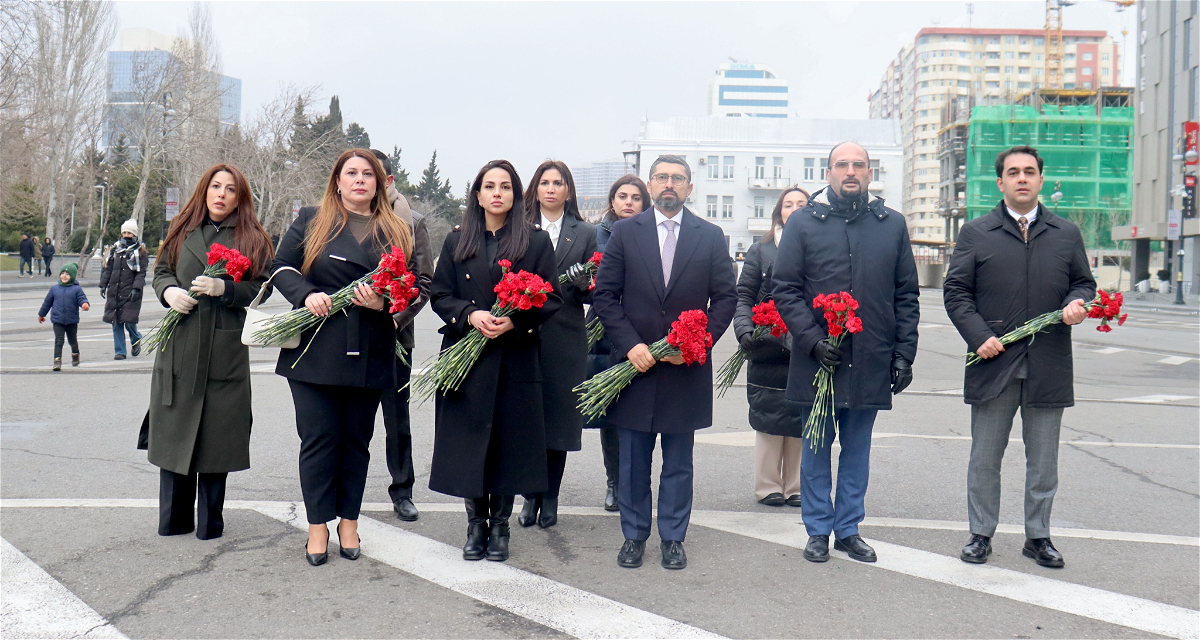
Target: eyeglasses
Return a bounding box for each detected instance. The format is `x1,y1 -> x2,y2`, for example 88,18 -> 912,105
832,161 -> 869,170
651,173 -> 689,186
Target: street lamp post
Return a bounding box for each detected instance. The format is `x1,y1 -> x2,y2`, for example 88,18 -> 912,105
1175,248 -> 1186,305
66,193 -> 76,237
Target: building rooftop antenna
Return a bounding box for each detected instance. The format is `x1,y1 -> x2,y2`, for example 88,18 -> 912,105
966,2 -> 974,28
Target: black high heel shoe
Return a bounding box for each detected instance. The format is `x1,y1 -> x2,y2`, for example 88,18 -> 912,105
305,526 -> 329,566
517,494 -> 540,528
338,521 -> 361,561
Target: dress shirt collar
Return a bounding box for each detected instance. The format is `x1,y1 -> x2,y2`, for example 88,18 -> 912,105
1006,204 -> 1038,224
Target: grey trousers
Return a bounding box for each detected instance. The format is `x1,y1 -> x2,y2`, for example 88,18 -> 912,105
968,378 -> 1064,539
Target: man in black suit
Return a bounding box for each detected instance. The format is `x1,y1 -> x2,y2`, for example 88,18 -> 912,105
592,155 -> 737,570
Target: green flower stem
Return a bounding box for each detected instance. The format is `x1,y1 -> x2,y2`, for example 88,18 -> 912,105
714,325 -> 774,397
138,261 -> 228,353
963,300 -> 1099,366
251,271 -> 375,347
409,304 -> 516,405
586,316 -> 604,350
802,332 -> 847,451
574,337 -> 678,421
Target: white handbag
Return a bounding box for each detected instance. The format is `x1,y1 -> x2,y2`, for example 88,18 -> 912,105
241,266 -> 303,349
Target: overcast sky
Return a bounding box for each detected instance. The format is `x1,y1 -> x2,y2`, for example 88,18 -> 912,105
113,1 -> 1137,191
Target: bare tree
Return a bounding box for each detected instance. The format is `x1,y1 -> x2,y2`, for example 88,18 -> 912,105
0,0 -> 40,217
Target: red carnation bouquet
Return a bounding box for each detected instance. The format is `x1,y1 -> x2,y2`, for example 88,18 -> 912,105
411,259 -> 554,401
253,247 -> 420,365
575,309 -> 712,421
139,243 -> 252,353
714,300 -> 788,397
964,290 -> 1126,366
804,292 -> 864,449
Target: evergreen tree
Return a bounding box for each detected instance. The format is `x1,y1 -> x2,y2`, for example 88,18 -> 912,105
415,151 -> 460,224
109,134 -> 130,168
346,122 -> 371,149
388,145 -> 415,197
289,96 -> 315,153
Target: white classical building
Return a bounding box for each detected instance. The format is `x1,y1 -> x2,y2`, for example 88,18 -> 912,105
628,116 -> 903,258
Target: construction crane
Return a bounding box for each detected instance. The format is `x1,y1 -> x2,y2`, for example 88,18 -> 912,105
1045,0 -> 1138,89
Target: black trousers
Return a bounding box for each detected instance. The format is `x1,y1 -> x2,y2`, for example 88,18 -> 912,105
288,380 -> 381,524
52,323 -> 79,359
600,427 -> 620,485
159,468 -> 228,539
381,362 -> 415,503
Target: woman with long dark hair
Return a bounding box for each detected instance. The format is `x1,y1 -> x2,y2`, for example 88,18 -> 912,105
142,163 -> 274,540
514,160 -> 596,529
273,149 -> 414,566
733,186 -> 809,507
429,159 -> 561,562
587,175 -> 650,510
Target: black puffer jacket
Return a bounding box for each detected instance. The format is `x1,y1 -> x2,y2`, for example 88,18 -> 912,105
733,239 -> 804,437
99,241 -> 147,325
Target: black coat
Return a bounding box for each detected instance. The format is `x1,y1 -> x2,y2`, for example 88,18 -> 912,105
41,242 -> 55,260
19,238 -> 34,259
583,215 -> 617,430
592,207 -> 738,434
428,225 -> 563,498
383,211 -> 434,435
733,240 -> 806,437
272,207 -> 397,390
772,188 -> 920,409
539,215 -> 598,451
943,202 -> 1096,407
100,244 -> 148,325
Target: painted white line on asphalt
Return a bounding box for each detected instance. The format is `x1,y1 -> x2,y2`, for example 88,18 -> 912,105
1,537 -> 127,639
688,512 -> 1200,640
249,502 -> 724,640
917,323 -> 950,329
694,430 -> 1198,449
1094,347 -> 1126,354
1112,394 -> 1198,404
1157,356 -> 1194,365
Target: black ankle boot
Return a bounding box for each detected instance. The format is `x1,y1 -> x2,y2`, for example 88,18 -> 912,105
486,495 -> 514,562
604,479 -> 619,512
538,494 -> 558,529
463,497 -> 489,561
517,493 -> 540,527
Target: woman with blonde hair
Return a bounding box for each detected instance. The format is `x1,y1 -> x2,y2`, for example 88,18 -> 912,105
272,149 -> 414,566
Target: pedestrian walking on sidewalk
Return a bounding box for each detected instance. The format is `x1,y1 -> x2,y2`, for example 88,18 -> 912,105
943,145 -> 1096,569
37,263 -> 90,370
516,160 -> 596,531
429,159 -> 561,563
141,164 -> 274,542
31,236 -> 42,275
19,233 -> 35,277
772,142 -> 920,565
99,221 -> 148,359
273,150 -> 412,566
735,187 -> 809,509
42,237 -> 56,277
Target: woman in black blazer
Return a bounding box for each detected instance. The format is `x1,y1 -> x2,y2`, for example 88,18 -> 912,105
516,161 -> 596,529
429,159 -> 561,562
273,149 -> 413,566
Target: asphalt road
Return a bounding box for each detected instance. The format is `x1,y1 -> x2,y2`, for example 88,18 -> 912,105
2,277 -> 1197,639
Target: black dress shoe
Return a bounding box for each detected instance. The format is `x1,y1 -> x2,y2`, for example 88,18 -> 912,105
517,494 -> 540,528
961,534 -> 992,564
394,498 -> 419,522
803,535 -> 830,563
1023,538 -> 1064,568
785,494 -> 802,507
617,539 -> 645,568
537,495 -> 558,528
834,534 -> 877,563
758,492 -> 786,506
604,480 -> 619,512
131,341 -> 141,357
114,353 -> 126,360
660,540 -> 687,570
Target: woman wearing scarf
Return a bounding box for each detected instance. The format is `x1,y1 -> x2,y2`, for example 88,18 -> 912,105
99,220 -> 149,360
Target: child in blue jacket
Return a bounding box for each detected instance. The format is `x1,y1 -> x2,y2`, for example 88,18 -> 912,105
38,263 -> 90,370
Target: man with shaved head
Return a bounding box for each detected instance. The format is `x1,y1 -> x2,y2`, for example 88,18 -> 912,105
772,142 -> 920,563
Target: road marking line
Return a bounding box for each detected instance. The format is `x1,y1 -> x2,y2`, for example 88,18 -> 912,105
249,502 -> 723,640
1158,356 -> 1194,365
1094,347 -> 1126,354
687,512 -> 1200,640
694,430 -> 1197,449
918,323 -> 950,329
1112,394 -> 1199,404
1,537 -> 127,639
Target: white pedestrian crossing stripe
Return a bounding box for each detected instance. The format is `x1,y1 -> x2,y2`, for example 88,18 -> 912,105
1,538 -> 126,639
1157,356 -> 1193,365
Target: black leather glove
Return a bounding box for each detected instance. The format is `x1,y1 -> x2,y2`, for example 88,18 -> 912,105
891,354 -> 913,395
564,263 -> 592,291
99,288 -> 106,299
811,339 -> 842,368
738,332 -> 756,351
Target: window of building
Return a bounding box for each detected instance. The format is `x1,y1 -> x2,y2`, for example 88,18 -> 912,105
1064,82 -> 1076,88
1035,67 -> 1043,75
1082,52 -> 1093,61
1005,51 -> 1014,59
754,157 -> 766,179
986,81 -> 1000,88
803,158 -> 814,181
1082,82 -> 1092,89
1005,66 -> 1014,73
919,183 -> 927,190
1019,52 -> 1030,60
920,66 -> 928,74
987,52 -> 1000,60
706,195 -> 717,218
1019,67 -> 1030,74
722,156 -> 734,179
990,37 -> 999,44
1101,52 -> 1110,61
820,158 -> 828,181
1035,37 -> 1045,46
1066,67 -> 1076,75
753,196 -> 765,218
920,81 -> 929,88
959,51 -> 969,58
707,156 -> 719,179
958,80 -> 970,87
1004,36 -> 1014,44
987,66 -> 1000,74
1082,67 -> 1092,75
1064,53 -> 1075,61
1102,67 -> 1110,76
975,51 -> 984,59
721,196 -> 733,219
958,65 -> 970,73
870,159 -> 880,182
773,157 -> 783,179
1035,53 -> 1044,61
919,109 -> 929,116
1018,81 -> 1032,88
974,66 -> 983,73
1020,37 -> 1029,45
974,37 -> 984,44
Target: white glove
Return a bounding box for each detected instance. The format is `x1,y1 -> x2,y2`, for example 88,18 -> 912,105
164,287 -> 198,314
189,275 -> 226,297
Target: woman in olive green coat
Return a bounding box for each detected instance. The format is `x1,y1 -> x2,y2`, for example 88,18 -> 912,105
141,163 -> 274,540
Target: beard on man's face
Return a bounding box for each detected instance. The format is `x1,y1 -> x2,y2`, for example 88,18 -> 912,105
654,190 -> 681,210
834,178 -> 865,198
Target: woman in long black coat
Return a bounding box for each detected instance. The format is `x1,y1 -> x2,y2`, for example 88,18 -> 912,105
100,220 -> 148,359
273,149 -> 413,567
584,175 -> 650,511
429,159 -> 561,563
143,163 -> 274,540
733,187 -> 809,508
516,160 -> 596,529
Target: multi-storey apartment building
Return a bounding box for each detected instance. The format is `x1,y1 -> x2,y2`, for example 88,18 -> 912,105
869,27 -> 1120,242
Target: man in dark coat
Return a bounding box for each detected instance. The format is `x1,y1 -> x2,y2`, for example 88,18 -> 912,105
100,220 -> 148,360
592,155 -> 737,570
372,149 -> 434,523
773,142 -> 920,564
943,145 -> 1095,568
19,233 -> 34,277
